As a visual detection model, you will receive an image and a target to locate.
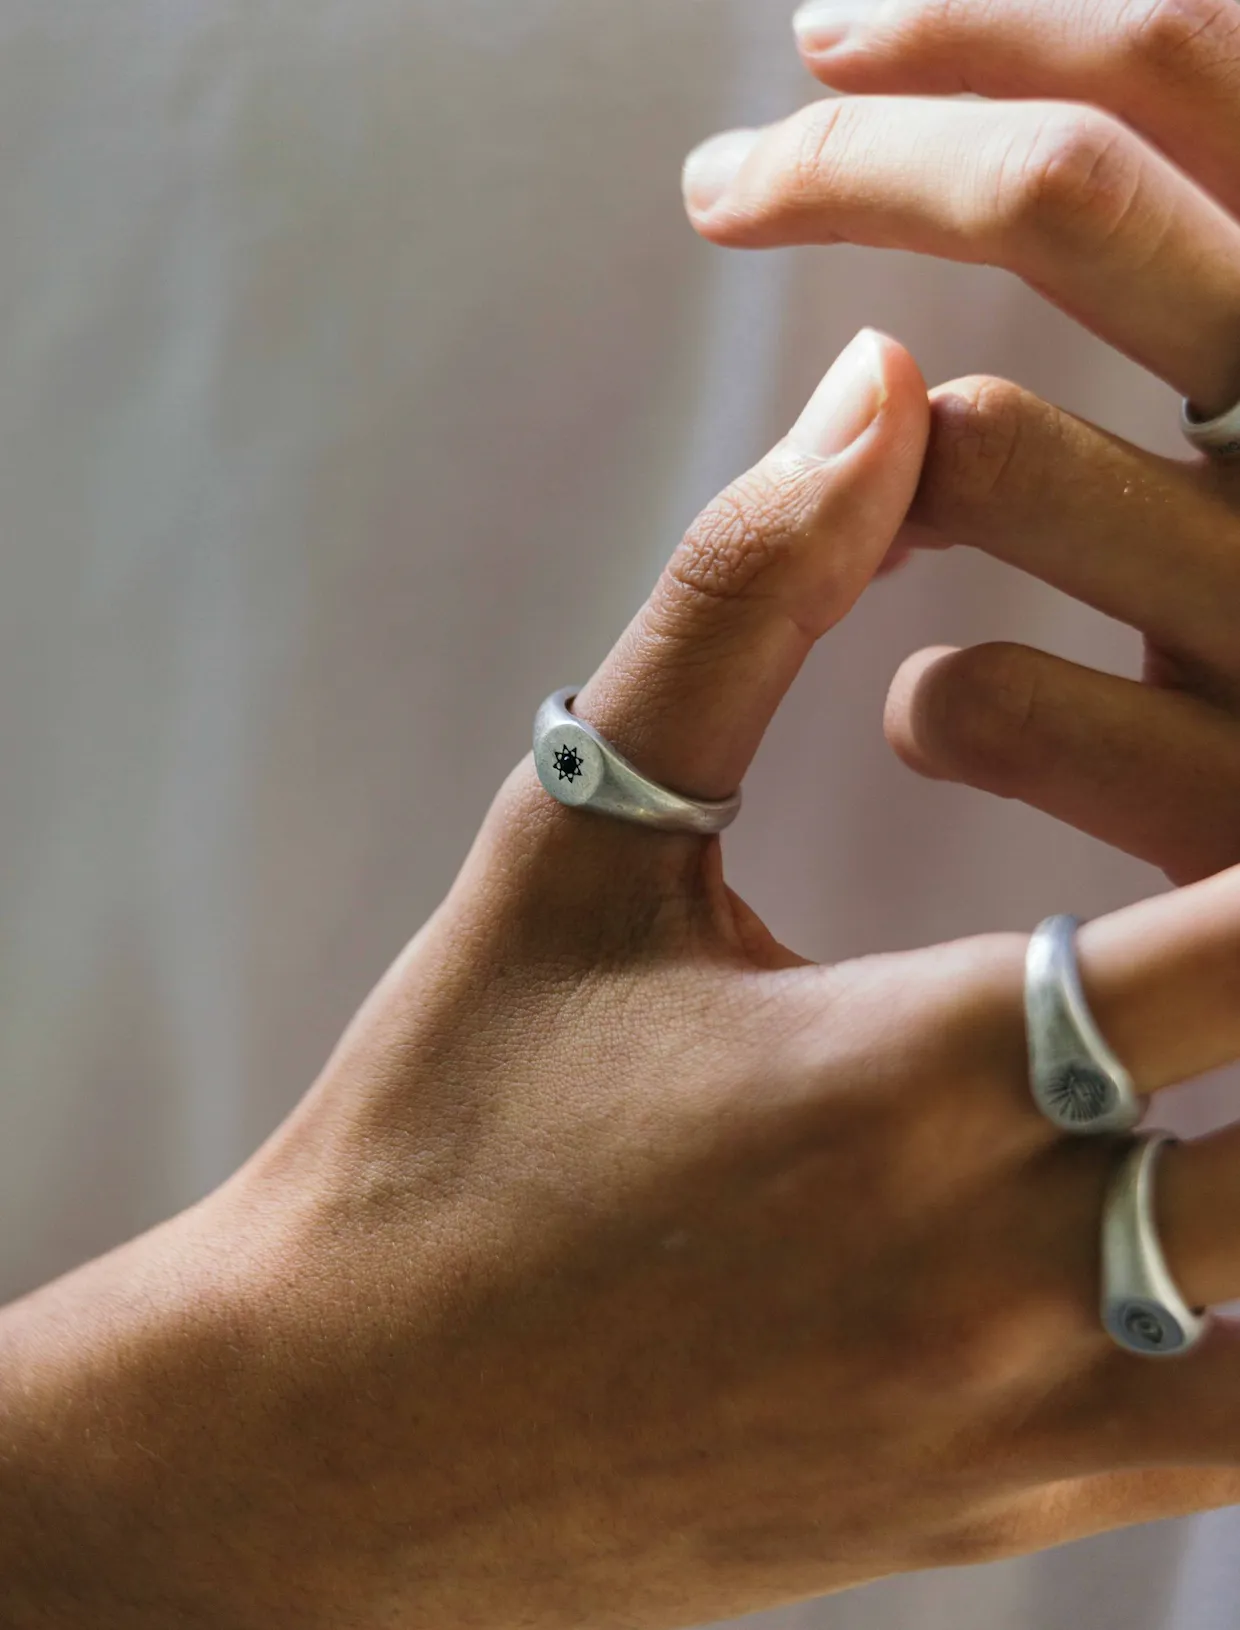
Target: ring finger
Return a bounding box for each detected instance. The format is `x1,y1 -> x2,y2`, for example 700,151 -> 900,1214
921,869 -> 1240,1303
1077,877 -> 1240,1331
917,875 -> 1240,1476
682,95 -> 1240,416
957,877 -> 1240,1468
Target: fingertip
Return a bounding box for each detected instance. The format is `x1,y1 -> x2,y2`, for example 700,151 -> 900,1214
883,645 -> 964,778
886,640 -> 1069,802
792,3 -> 876,79
798,330 -> 930,495
793,31 -> 876,91
567,332 -> 932,805
681,127 -> 763,224
784,328 -> 927,468
872,330 -> 932,449
775,331 -> 931,618
792,4 -> 961,96
866,327 -> 925,393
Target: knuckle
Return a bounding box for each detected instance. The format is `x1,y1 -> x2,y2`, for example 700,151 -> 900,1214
921,375 -> 1031,520
998,109 -> 1143,252
777,98 -> 857,220
918,643 -> 1047,793
1120,0 -> 1240,69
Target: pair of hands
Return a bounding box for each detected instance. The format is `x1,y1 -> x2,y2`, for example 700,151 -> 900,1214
7,4 -> 1240,1628
684,0 -> 1240,885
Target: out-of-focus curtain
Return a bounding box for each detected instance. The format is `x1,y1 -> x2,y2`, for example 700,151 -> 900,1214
1,4 -> 1234,1626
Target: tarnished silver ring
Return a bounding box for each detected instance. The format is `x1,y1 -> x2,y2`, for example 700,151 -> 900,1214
532,687 -> 742,835
1025,915 -> 1143,1135
1181,395 -> 1240,460
1102,1132 -> 1210,1358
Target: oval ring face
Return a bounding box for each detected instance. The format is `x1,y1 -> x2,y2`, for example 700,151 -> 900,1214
1045,1062 -> 1117,1126
535,719 -> 606,806
531,689 -> 743,834
1025,916 -> 1142,1136
1113,1299 -> 1184,1355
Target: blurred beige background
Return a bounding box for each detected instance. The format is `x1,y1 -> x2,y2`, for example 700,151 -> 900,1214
1,2 -> 1236,1626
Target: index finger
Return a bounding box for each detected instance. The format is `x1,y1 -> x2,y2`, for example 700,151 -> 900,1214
793,0 -> 1240,222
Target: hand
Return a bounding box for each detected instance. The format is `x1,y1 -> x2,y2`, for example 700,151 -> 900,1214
7,334 -> 1240,1630
682,0 -> 1240,885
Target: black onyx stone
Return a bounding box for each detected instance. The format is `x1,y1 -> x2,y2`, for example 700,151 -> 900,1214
552,744 -> 585,783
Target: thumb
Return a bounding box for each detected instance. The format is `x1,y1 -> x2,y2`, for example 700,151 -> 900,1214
571,329 -> 930,802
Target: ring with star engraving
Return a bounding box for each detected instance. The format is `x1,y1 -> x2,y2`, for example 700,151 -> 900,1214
532,687 -> 742,835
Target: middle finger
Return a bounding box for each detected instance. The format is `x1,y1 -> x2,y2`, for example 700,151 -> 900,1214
683,95 -> 1240,416
910,375 -> 1240,676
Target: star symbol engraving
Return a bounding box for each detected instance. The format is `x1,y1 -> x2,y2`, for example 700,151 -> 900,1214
1045,1063 -> 1115,1124
552,743 -> 586,784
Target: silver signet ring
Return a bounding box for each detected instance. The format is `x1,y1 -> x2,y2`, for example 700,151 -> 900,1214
1101,1132 -> 1210,1357
532,687 -> 742,836
1025,915 -> 1142,1135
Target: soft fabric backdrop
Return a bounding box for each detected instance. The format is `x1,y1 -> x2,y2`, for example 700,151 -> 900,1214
1,3 -> 1234,1625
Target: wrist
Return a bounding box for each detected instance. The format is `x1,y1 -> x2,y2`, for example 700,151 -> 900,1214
0,1210 -> 270,1628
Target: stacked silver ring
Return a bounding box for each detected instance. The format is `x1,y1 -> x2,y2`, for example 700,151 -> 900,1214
1025,916 -> 1210,1358
1025,916 -> 1141,1136
1181,395 -> 1240,460
532,689 -> 1212,1362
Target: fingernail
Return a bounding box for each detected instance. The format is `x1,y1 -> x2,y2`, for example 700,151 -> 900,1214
681,128 -> 761,214
787,330 -> 887,458
793,0 -> 866,52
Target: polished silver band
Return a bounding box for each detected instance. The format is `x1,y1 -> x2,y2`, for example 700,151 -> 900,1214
1181,395 -> 1240,459
532,687 -> 742,835
1025,915 -> 1142,1135
1102,1132 -> 1210,1358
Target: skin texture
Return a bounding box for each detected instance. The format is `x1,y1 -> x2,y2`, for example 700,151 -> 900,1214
5,333 -> 1240,1629
8,5 -> 1240,1622
682,0 -> 1240,885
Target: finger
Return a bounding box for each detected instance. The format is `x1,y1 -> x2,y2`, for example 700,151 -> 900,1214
937,872 -> 1240,1334
1076,870 -> 1240,1100
987,867 -> 1240,1476
865,866 -> 1240,1108
1008,873 -> 1240,1338
885,641 -> 1240,883
792,0 -> 1240,223
1162,1126 -> 1240,1312
902,375 -> 1240,677
682,97 -> 1240,416
1049,878 -> 1240,1347
566,329 -> 929,803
